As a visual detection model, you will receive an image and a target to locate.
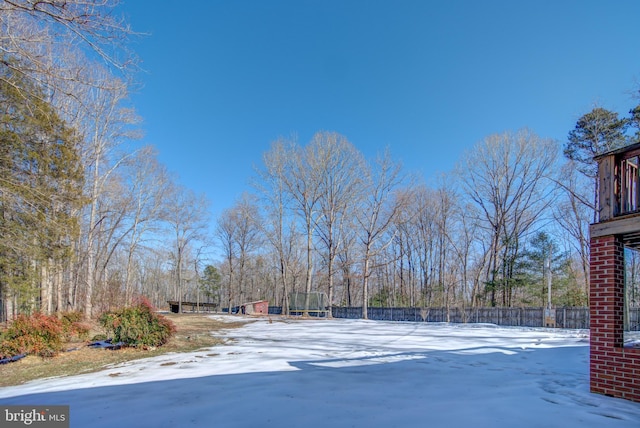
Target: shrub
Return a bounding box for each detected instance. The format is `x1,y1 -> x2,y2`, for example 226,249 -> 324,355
0,313 -> 64,358
59,311 -> 90,341
98,299 -> 176,348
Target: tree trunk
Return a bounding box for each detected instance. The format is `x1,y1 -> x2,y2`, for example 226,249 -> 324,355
41,261 -> 53,315
362,246 -> 371,320
304,216 -> 313,314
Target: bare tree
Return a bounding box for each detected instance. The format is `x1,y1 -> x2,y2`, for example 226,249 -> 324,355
73,74 -> 140,317
387,188 -> 417,306
254,139 -> 295,313
553,161 -> 592,303
164,185 -> 210,314
278,138 -> 324,312
216,207 -> 238,313
312,132 -> 366,314
409,185 -> 438,306
459,129 -> 557,307
433,177 -> 458,314
119,147 -> 171,304
0,0 -> 137,95
336,215 -> 359,306
357,150 -> 404,319
232,194 -> 263,306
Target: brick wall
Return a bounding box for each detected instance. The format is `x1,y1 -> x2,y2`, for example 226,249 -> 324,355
590,235 -> 640,402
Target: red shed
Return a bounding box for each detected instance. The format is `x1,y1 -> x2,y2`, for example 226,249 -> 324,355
241,300 -> 269,315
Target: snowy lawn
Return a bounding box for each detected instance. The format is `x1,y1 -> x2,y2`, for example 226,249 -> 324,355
1,316 -> 640,427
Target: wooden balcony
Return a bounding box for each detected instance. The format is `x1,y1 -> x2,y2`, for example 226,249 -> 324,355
591,142 -> 640,249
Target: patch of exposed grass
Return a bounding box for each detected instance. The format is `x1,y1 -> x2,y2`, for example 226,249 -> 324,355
0,313 -> 245,387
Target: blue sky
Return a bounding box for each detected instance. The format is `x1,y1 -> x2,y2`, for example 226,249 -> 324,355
122,0 -> 640,221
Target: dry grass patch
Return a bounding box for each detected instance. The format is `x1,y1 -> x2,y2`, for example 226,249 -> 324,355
0,313 -> 246,388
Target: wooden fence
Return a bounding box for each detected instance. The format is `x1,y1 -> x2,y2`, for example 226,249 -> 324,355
330,307 -> 594,329
269,306 -> 640,330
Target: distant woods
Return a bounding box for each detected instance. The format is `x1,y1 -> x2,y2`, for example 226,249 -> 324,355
1,2 -> 640,320
224,108 -> 640,315
237,130 -> 573,316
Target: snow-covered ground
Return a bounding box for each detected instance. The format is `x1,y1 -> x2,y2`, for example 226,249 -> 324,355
1,316 -> 640,427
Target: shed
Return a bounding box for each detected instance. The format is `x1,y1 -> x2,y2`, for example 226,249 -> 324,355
241,300 -> 269,315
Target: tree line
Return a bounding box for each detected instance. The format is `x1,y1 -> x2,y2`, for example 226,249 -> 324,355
216,106 -> 640,318
0,1 -> 211,321
1,1 -> 639,321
